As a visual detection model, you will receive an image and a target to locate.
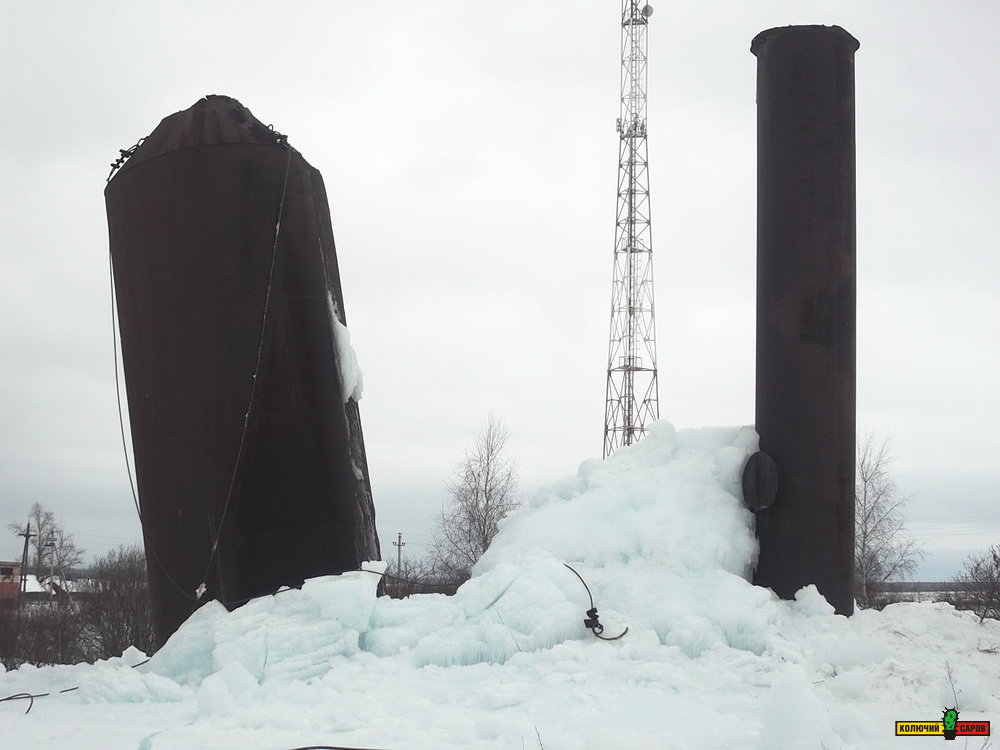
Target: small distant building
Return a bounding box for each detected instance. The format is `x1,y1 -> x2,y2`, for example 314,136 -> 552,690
0,561 -> 21,606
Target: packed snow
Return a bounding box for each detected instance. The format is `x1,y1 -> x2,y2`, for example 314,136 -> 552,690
2,422 -> 997,748
327,292 -> 363,403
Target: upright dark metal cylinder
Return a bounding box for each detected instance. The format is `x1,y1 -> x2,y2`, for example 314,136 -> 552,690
750,26 -> 859,615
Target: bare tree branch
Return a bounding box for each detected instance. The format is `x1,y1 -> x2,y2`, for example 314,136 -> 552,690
8,503 -> 85,586
82,544 -> 155,658
431,416 -> 520,583
953,546 -> 1000,623
854,435 -> 925,609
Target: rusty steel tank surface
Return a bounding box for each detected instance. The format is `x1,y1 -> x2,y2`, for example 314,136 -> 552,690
750,27 -> 860,616
106,95 -> 380,647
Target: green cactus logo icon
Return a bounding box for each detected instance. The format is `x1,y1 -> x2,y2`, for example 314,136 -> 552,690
942,708 -> 959,740
943,709 -> 958,729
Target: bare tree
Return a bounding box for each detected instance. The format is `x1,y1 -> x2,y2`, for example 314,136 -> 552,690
83,544 -> 155,657
854,436 -> 924,608
431,416 -> 519,583
8,503 -> 85,585
953,545 -> 1000,623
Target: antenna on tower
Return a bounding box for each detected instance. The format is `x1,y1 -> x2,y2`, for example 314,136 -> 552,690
603,0 -> 659,458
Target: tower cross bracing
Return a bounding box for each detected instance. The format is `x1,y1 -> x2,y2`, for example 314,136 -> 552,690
604,0 -> 658,458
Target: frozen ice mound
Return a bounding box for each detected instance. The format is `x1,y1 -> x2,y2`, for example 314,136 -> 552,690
3,421 -> 999,749
149,421 -> 774,686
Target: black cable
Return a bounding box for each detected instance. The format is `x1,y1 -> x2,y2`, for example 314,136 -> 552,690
0,692 -> 35,713
109,218 -> 202,606
108,250 -> 141,522
0,687 -> 78,715
1,654 -> 153,715
361,564 -> 628,641
563,563 -> 629,641
197,143 -> 294,602
106,138 -> 144,182
107,142 -> 297,609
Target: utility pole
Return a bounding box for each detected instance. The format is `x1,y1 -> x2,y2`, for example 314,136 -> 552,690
604,0 -> 659,458
18,522 -> 34,602
393,532 -> 405,572
46,534 -> 56,600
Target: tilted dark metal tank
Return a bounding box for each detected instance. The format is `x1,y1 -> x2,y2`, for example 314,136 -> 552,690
106,95 -> 380,647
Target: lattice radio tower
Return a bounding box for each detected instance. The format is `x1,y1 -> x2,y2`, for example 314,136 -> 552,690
604,0 -> 659,458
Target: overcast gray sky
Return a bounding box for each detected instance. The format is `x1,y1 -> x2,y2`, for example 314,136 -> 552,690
1,1 -> 997,580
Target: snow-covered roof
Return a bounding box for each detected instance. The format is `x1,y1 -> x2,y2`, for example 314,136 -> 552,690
22,574 -> 47,593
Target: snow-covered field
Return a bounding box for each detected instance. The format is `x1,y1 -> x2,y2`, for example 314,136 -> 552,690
2,423 -> 997,749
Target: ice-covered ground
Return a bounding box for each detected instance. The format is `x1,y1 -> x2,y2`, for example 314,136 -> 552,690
2,422 -> 997,749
